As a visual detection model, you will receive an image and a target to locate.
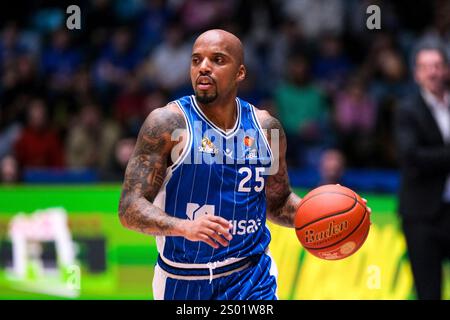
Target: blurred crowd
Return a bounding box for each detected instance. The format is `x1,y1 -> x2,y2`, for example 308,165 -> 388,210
1,0 -> 450,183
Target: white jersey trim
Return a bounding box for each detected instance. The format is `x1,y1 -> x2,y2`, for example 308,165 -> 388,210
159,253 -> 247,270
170,99 -> 193,171
152,264 -> 167,300
157,261 -> 252,281
190,95 -> 242,138
249,104 -> 275,165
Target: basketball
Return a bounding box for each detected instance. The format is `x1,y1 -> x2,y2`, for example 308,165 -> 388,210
294,184 -> 371,260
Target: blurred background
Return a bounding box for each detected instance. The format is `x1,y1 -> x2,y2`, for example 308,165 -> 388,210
0,0 -> 449,299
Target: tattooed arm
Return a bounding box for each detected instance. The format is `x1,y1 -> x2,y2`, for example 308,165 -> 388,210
118,104 -> 232,248
118,104 -> 184,236
257,110 -> 301,228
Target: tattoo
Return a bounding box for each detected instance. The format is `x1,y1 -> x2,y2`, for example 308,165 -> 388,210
118,104 -> 187,235
260,115 -> 286,147
259,110 -> 301,227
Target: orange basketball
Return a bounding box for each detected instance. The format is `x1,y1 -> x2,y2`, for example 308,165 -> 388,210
294,184 -> 371,260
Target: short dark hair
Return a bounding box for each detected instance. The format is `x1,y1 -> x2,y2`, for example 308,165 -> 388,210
411,42 -> 449,68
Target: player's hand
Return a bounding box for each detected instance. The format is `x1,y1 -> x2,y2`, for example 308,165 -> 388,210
336,184 -> 372,215
362,198 -> 372,215
182,215 -> 233,249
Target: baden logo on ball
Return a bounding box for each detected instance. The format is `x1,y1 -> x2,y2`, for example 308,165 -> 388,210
294,184 -> 371,260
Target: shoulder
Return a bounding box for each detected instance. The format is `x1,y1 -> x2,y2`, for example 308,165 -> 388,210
147,101 -> 184,118
143,102 -> 186,130
137,102 -> 187,153
253,107 -> 286,150
396,91 -> 424,116
253,107 -> 284,132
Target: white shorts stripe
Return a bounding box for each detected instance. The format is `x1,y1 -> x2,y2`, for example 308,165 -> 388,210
152,264 -> 167,300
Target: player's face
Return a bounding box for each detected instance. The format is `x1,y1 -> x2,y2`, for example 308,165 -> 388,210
191,39 -> 245,105
415,50 -> 448,95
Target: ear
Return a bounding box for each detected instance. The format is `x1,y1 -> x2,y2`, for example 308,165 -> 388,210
236,65 -> 246,82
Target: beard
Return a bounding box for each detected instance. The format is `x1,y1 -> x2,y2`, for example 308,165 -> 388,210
195,90 -> 218,104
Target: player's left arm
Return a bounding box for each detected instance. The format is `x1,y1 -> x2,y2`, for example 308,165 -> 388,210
258,110 -> 301,228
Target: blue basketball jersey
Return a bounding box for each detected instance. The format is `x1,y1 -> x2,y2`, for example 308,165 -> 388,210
153,95 -> 273,271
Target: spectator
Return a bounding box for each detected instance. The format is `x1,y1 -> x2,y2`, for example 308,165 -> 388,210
83,0 -> 120,61
142,22 -> 191,96
142,87 -> 169,118
113,0 -> 144,23
100,136 -> 136,181
334,76 -> 377,166
177,0 -> 232,35
71,67 -> 96,111
359,32 -> 398,79
136,0 -> 174,56
0,154 -> 19,183
114,74 -> 147,135
14,98 -> 64,168
281,0 -> 345,39
268,18 -> 308,86
14,55 -> 42,97
274,53 -> 332,167
231,0 -> 281,92
0,22 -> 26,68
370,48 -> 411,103
93,27 -> 141,104
2,54 -> 43,110
369,48 -> 414,167
313,34 -> 353,95
318,149 -> 346,186
237,71 -> 266,106
0,117 -> 22,160
0,0 -> 448,183
233,0 -> 281,37
41,28 -> 82,91
66,104 -> 121,170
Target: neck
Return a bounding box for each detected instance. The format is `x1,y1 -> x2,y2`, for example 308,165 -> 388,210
196,95 -> 238,131
427,87 -> 446,102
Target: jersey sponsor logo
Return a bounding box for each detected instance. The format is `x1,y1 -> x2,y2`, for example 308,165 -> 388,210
186,203 -> 215,220
224,148 -> 233,159
230,218 -> 262,236
242,135 -> 258,160
185,203 -> 262,236
243,135 -> 254,147
198,137 -> 219,155
245,149 -> 258,160
186,122 -> 273,166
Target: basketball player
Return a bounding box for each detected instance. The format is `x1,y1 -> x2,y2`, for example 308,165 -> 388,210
118,29 -> 301,300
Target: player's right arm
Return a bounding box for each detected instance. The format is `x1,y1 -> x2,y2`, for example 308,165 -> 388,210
118,104 -> 232,248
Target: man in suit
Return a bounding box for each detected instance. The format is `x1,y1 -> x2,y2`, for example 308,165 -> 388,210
394,45 -> 450,300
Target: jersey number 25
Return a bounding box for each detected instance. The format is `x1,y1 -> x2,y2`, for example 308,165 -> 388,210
238,167 -> 264,193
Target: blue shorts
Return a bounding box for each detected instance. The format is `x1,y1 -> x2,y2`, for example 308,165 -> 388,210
152,253 -> 278,300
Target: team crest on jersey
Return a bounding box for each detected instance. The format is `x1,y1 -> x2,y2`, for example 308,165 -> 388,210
198,137 -> 219,155
243,135 -> 258,159
243,135 -> 254,147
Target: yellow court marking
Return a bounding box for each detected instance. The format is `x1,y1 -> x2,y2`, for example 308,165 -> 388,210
269,222 -> 414,299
